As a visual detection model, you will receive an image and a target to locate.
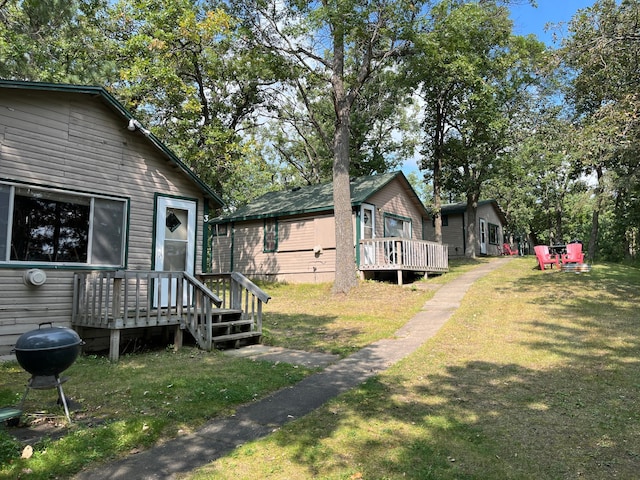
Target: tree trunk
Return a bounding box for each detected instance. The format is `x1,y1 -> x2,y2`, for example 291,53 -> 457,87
332,131 -> 357,294
433,156 -> 443,244
587,164 -> 603,263
465,193 -> 480,258
331,20 -> 358,295
432,102 -> 445,244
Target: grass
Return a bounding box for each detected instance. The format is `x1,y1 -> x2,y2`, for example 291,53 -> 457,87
259,278 -> 440,355
3,257 -> 640,479
182,258 -> 640,480
0,349 -> 311,478
0,262 -> 445,479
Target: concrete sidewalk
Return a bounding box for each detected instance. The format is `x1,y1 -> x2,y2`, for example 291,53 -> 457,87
74,258 -> 510,480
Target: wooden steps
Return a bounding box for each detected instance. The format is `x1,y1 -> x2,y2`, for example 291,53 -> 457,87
73,271 -> 269,361
184,308 -> 261,351
212,331 -> 263,349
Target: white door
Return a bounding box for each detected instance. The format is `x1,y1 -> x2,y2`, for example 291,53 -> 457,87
479,218 -> 487,255
361,204 -> 375,265
154,197 -> 196,307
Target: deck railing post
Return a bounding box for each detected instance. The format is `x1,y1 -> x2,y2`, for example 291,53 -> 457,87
112,271 -> 124,326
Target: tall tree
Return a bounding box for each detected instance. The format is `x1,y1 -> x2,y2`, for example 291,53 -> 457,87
105,0 -> 285,208
561,0 -> 640,262
411,0 -> 544,256
233,0 -> 423,293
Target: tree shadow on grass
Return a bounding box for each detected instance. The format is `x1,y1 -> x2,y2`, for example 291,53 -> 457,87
266,264 -> 640,479
275,352 -> 640,479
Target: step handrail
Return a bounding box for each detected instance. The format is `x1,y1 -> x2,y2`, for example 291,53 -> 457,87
230,272 -> 271,304
183,271 -> 223,307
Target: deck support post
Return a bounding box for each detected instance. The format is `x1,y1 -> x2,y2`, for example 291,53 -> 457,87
397,270 -> 403,286
109,329 -> 121,363
173,325 -> 183,352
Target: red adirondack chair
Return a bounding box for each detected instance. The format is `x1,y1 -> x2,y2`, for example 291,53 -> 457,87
562,243 -> 585,264
502,243 -> 519,256
534,245 -> 560,270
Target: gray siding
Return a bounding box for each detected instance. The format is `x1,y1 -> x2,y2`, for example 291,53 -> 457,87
0,89 -> 208,357
424,202 -> 505,257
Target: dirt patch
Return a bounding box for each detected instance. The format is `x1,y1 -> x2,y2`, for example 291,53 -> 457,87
6,399 -> 105,445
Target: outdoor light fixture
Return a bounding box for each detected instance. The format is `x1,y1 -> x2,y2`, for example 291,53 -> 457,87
126,118 -> 151,136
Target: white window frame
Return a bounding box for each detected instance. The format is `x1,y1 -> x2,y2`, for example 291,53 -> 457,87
384,213 -> 412,238
0,181 -> 128,267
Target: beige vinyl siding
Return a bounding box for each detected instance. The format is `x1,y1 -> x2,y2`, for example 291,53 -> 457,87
0,270 -> 76,356
0,89 -> 207,357
220,214 -> 337,283
365,177 -> 425,240
210,228 -> 233,273
213,177 -> 430,284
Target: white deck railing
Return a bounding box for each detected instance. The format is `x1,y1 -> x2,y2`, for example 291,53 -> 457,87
359,238 -> 448,274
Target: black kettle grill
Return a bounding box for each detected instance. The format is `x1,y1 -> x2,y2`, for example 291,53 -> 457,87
11,323 -> 84,422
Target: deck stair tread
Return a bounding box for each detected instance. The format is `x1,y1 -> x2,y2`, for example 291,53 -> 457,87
212,331 -> 262,343
211,319 -> 253,327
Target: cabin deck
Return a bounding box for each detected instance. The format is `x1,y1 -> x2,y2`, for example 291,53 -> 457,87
359,238 -> 448,284
72,271 -> 270,361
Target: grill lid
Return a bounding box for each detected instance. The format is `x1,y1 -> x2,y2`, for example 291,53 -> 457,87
14,323 -> 82,352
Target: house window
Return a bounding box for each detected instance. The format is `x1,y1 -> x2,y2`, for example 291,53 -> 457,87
0,182 -> 127,266
264,218 -> 278,252
384,214 -> 411,238
488,223 -> 499,245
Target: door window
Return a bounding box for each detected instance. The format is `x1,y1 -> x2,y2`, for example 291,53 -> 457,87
163,208 -> 189,271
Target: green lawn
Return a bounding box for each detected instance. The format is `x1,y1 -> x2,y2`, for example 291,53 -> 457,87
0,265 -> 440,479
2,257 -> 640,479
183,258 -> 640,480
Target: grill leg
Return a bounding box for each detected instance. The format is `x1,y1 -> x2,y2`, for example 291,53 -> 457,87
55,376 -> 71,423
18,384 -> 30,410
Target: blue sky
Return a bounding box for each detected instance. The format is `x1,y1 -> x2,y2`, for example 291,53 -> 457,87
509,0 -> 595,45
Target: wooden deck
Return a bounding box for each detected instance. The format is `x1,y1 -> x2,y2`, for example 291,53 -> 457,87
359,238 -> 448,284
72,271 -> 270,361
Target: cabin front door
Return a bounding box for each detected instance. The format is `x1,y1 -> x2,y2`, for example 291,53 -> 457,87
154,196 -> 196,307
479,218 -> 487,255
361,204 -> 376,264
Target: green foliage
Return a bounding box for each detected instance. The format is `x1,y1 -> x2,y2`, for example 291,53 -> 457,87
0,0 -> 117,83
102,0 -> 294,208
560,0 -> 640,259
0,429 -> 21,465
409,0 -> 546,253
0,0 -> 638,260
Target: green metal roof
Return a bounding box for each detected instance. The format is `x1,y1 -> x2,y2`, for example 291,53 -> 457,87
441,199 -> 506,224
0,79 -> 224,207
213,171 -> 429,223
